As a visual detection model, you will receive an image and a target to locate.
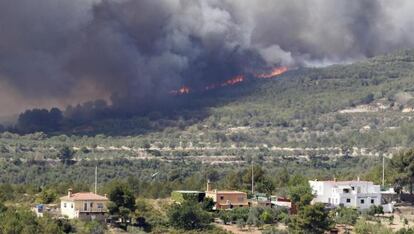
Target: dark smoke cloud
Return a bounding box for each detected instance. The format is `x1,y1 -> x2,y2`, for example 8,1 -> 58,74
1,0 -> 414,115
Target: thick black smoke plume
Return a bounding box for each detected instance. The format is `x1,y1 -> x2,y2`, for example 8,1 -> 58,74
1,0 -> 414,115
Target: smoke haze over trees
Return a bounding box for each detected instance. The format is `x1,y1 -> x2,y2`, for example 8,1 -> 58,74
1,0 -> 414,116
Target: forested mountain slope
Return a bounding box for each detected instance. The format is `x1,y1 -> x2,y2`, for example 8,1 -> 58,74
2,49 -> 414,166
1,50 -> 414,186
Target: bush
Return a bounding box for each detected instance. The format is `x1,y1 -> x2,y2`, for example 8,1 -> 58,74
354,218 -> 393,234
260,210 -> 273,224
167,201 -> 212,230
367,205 -> 384,216
289,203 -> 332,233
37,188 -> 58,204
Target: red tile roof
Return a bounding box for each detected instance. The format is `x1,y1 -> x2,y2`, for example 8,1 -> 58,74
60,192 -> 108,201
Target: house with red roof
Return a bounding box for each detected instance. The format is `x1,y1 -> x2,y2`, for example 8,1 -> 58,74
60,189 -> 109,220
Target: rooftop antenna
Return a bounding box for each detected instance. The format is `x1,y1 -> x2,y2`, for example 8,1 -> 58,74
94,165 -> 98,194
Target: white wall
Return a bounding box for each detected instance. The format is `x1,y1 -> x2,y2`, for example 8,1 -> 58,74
61,201 -> 76,219
309,180 -> 382,210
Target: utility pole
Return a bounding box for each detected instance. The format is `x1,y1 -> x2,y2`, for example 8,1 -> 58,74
251,161 -> 254,195
95,166 -> 98,194
382,155 -> 385,188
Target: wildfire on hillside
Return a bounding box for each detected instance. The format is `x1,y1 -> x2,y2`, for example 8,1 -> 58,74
222,75 -> 245,86
255,66 -> 288,79
204,75 -> 245,91
169,85 -> 190,95
170,66 -> 288,96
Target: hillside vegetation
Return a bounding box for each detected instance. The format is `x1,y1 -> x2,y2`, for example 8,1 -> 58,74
1,49 -> 414,186
38,49 -> 414,155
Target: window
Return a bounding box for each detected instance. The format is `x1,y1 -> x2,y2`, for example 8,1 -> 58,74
360,199 -> 364,204
220,196 -> 224,200
90,202 -> 93,208
371,199 -> 375,204
84,203 -> 88,211
64,203 -> 67,208
328,198 -> 331,203
351,186 -> 355,191
346,198 -> 351,203
97,203 -> 103,209
71,203 -> 73,208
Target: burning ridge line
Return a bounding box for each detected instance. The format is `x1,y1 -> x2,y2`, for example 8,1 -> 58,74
170,66 -> 288,96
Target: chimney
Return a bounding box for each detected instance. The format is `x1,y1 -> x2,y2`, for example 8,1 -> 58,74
104,194 -> 107,198
207,180 -> 212,192
68,188 -> 73,197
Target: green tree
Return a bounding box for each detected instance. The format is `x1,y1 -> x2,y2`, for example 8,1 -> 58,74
167,201 -> 211,230
367,205 -> 384,216
0,208 -> 41,234
288,183 -> 313,208
335,207 -> 359,233
219,211 -> 230,225
390,149 -> 414,193
37,188 -> 58,204
289,203 -> 332,234
242,165 -> 265,189
256,177 -> 275,195
246,207 -> 260,227
260,210 -> 273,224
38,216 -> 63,234
106,181 -> 136,228
201,197 -> 215,211
107,182 -> 136,214
84,220 -> 106,234
58,146 -> 75,165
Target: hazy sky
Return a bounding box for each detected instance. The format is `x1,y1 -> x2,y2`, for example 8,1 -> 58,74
1,0 -> 414,116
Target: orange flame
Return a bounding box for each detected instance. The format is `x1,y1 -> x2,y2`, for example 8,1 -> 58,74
221,75 -> 244,86
170,67 -> 288,96
170,85 -> 190,95
256,66 -> 288,79
204,74 -> 245,91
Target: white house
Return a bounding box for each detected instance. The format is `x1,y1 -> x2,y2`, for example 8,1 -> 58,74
60,189 -> 109,220
309,179 -> 381,210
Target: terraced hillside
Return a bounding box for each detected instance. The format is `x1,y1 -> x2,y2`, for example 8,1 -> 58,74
2,50 -> 414,166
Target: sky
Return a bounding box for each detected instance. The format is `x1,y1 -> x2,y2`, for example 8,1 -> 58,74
1,0 -> 414,117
